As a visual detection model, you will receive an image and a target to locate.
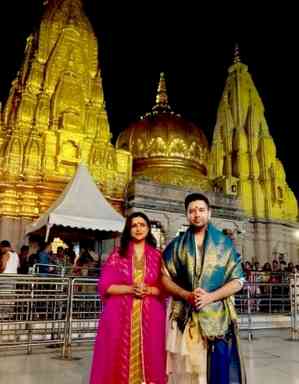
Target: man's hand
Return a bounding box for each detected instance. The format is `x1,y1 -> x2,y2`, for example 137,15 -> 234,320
194,287 -> 215,310
194,279 -> 242,309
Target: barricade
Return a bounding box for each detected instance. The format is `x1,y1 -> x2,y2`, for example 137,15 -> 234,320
0,274 -> 70,354
290,273 -> 299,340
0,272 -> 296,354
62,278 -> 101,358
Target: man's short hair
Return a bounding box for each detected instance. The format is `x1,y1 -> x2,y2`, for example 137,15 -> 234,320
184,193 -> 210,211
0,240 -> 11,248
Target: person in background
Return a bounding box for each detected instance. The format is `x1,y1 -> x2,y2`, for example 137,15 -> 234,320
72,248 -> 94,277
0,247 -> 10,273
0,244 -> 19,320
0,240 -> 19,274
36,241 -> 51,275
27,235 -> 42,272
18,245 -> 30,274
253,261 -> 261,272
65,245 -> 77,266
53,246 -> 65,265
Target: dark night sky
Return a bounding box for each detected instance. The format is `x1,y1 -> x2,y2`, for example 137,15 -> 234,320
0,2 -> 298,201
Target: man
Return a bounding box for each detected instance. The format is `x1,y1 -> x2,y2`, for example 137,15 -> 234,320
162,193 -> 246,384
0,240 -> 19,273
253,261 -> 261,272
36,241 -> 51,275
18,245 -> 30,274
51,246 -> 66,274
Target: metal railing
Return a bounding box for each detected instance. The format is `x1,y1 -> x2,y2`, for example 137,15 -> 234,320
290,273 -> 299,340
63,278 -> 101,358
0,275 -> 70,353
235,280 -> 291,340
31,263 -> 65,276
31,263 -> 100,278
1,272 -> 299,357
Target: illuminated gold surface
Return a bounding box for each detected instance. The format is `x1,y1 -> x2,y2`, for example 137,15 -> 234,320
0,0 -> 132,219
116,73 -> 211,190
210,47 -> 298,221
0,5 -> 296,230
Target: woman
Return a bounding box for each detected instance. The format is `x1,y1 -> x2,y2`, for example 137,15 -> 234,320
0,248 -> 10,273
0,240 -> 19,273
72,248 -> 94,277
89,212 -> 166,384
0,247 -> 17,321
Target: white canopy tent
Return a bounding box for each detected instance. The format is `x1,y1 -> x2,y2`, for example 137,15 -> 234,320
26,164 -> 125,240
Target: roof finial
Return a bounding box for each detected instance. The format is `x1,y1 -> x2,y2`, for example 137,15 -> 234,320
153,72 -> 171,111
233,43 -> 241,64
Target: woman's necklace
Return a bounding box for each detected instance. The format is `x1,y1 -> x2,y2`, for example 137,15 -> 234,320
134,250 -> 144,270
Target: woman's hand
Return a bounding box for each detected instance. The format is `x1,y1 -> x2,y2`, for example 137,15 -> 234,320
106,284 -> 136,296
132,284 -> 160,298
144,286 -> 160,296
133,283 -> 146,298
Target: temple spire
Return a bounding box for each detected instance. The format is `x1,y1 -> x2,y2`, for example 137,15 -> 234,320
43,0 -> 83,6
153,72 -> 171,111
0,0 -> 132,229
210,47 -> 298,223
233,43 -> 241,64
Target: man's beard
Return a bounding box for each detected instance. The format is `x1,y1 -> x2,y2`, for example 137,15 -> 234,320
190,223 -> 207,232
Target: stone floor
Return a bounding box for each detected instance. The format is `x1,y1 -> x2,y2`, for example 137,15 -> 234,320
0,330 -> 299,383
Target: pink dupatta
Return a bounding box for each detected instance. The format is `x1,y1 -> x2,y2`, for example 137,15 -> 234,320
89,242 -> 167,384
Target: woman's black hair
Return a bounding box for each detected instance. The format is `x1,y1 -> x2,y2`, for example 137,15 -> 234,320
77,250 -> 94,266
119,211 -> 157,257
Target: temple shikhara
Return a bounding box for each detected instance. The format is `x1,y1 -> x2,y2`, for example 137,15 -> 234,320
0,0 -> 132,241
210,47 -> 297,222
0,0 -> 298,263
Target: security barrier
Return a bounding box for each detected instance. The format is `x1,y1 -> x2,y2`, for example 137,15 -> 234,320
63,278 -> 101,358
0,272 -> 298,356
290,273 -> 299,340
0,275 -> 70,354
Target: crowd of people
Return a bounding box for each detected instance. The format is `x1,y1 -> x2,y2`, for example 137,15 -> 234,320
242,259 -> 299,299
0,237 -> 99,277
243,259 -> 299,277
239,259 -> 298,313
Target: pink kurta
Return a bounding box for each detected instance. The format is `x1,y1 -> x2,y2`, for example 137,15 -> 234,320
89,243 -> 167,384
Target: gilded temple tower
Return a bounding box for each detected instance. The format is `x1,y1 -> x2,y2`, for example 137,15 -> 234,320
210,46 -> 298,262
117,72 -> 211,190
210,46 -> 297,221
0,0 -> 132,245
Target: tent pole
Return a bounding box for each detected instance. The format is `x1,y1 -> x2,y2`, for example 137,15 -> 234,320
45,224 -> 51,242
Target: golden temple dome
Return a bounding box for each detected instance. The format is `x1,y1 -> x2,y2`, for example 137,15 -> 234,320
116,73 -> 211,190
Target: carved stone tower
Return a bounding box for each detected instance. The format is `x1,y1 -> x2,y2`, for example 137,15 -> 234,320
0,0 -> 132,245
210,46 -> 298,263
